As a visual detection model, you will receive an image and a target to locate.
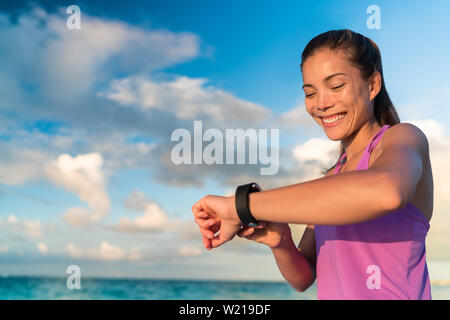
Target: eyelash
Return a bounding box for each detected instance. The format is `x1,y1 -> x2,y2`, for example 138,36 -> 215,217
305,84 -> 345,98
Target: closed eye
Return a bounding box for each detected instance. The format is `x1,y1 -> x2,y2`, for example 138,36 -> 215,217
305,84 -> 345,98
332,84 -> 345,90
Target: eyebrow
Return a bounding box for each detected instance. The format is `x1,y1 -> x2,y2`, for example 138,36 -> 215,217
302,72 -> 348,89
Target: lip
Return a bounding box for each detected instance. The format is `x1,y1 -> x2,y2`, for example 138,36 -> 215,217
320,112 -> 347,127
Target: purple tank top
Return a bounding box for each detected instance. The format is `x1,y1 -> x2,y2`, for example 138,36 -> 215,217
314,124 -> 431,299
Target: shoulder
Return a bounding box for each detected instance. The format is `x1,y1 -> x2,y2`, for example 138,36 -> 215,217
381,122 -> 429,153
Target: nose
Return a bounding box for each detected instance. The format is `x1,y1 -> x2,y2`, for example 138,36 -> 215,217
316,91 -> 334,112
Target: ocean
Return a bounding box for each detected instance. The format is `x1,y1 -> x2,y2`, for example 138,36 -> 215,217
0,277 -> 448,300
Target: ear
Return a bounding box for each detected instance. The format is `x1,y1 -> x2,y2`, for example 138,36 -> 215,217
369,71 -> 382,102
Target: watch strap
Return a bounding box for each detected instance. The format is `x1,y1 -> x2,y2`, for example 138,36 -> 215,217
235,182 -> 261,227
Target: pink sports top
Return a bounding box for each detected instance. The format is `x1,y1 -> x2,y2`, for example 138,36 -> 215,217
314,124 -> 431,299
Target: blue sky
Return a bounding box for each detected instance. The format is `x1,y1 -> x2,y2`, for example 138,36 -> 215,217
0,0 -> 450,284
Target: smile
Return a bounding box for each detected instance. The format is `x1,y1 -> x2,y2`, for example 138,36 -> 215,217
321,112 -> 347,127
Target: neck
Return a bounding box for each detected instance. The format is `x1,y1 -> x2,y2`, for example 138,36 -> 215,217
342,120 -> 382,160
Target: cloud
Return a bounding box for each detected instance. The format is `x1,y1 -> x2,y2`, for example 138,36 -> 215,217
0,6 -> 203,104
7,215 -> 18,224
113,191 -> 180,234
100,75 -> 272,128
0,146 -> 50,185
274,100 -> 324,136
178,245 -> 203,257
1,214 -> 43,239
293,137 -> 340,179
115,204 -> 173,233
66,241 -> 142,262
66,242 -> 83,258
89,241 -> 128,261
45,153 -> 110,227
37,242 -> 47,254
125,189 -> 155,212
24,220 -> 44,238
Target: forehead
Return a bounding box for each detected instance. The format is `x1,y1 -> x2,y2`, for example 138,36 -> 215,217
302,48 -> 359,82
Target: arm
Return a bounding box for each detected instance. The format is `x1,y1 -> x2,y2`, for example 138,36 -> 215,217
248,123 -> 427,225
270,225 -> 316,292
192,123 -> 429,248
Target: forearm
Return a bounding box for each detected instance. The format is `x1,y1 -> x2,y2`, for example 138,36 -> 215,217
270,235 -> 315,292
249,169 -> 401,225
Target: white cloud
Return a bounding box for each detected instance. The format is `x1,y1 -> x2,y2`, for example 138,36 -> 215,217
37,242 -> 48,254
66,243 -> 83,258
178,245 -> 203,257
24,220 -> 44,238
89,241 -> 127,261
0,7 -> 202,102
275,101 -> 324,137
100,75 -> 271,127
2,215 -> 43,239
128,247 -> 143,261
277,103 -> 315,128
0,147 -> 49,185
7,215 -> 18,224
125,189 -> 154,212
115,202 -> 174,233
61,208 -> 92,228
88,241 -> 142,262
66,241 -> 142,262
45,153 -> 110,227
293,137 -> 340,180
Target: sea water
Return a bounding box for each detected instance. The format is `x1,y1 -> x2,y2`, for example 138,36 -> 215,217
0,277 -> 448,300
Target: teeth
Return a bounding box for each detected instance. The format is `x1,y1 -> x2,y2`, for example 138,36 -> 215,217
323,113 -> 346,124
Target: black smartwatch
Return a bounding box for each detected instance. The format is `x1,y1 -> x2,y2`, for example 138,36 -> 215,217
235,182 -> 262,227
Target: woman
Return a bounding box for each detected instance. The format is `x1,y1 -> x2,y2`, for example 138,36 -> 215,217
192,29 -> 433,300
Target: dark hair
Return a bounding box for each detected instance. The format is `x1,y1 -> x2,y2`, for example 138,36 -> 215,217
300,29 -> 400,174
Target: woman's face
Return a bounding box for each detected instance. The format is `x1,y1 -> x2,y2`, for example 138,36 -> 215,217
301,48 -> 379,140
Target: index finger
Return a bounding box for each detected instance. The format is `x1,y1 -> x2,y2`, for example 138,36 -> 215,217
192,199 -> 205,216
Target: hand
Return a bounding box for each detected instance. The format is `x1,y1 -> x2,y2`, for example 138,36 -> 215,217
192,195 -> 242,248
237,222 -> 292,249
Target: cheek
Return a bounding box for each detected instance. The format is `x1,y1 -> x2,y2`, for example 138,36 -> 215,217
340,85 -> 358,103
305,101 -> 314,116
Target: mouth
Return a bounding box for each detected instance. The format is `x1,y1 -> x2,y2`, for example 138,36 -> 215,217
320,112 -> 347,127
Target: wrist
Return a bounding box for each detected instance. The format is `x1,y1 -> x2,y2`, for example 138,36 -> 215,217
228,195 -> 243,227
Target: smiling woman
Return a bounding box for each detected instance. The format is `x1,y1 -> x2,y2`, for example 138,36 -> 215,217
192,29 -> 434,300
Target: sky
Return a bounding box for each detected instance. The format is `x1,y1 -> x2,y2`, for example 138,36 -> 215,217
0,0 -> 450,282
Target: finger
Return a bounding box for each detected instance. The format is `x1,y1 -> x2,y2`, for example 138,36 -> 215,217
211,229 -> 233,249
254,221 -> 266,229
192,209 -> 208,218
203,236 -> 212,250
238,227 -> 254,237
237,225 -> 251,235
191,200 -> 203,215
211,235 -> 228,248
194,217 -> 216,229
198,226 -> 215,240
